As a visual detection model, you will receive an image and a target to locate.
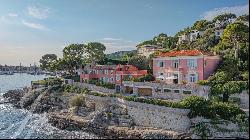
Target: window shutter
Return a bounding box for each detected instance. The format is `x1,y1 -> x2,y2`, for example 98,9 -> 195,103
194,59 -> 197,68
195,74 -> 198,82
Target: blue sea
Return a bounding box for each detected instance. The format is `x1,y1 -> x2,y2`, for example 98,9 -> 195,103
0,73 -> 99,139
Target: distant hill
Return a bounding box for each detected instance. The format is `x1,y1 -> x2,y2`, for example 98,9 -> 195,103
106,50 -> 137,60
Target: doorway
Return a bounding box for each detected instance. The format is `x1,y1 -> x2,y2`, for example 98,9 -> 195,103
173,74 -> 178,84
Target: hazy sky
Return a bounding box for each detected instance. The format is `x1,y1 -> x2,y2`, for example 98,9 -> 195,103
0,0 -> 249,66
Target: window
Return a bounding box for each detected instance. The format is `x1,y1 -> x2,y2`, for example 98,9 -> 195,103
189,74 -> 197,83
164,88 -> 171,93
167,73 -> 171,77
116,75 -> 121,81
183,90 -> 192,94
105,77 -> 109,82
172,60 -> 179,68
110,78 -> 113,82
173,89 -> 180,93
128,74 -> 132,78
188,59 -> 197,68
159,61 -> 164,67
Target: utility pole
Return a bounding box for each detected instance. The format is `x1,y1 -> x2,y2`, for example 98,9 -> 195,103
20,62 -> 22,73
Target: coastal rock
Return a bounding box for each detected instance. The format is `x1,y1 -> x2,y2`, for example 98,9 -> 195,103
3,89 -> 25,107
33,95 -> 67,113
19,90 -> 41,109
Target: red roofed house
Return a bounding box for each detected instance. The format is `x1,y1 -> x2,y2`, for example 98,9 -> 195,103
153,49 -> 220,84
80,64 -> 147,91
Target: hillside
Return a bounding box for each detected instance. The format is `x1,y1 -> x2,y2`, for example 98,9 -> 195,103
106,50 -> 137,60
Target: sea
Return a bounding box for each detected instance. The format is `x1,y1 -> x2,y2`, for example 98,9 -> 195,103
0,73 -> 99,139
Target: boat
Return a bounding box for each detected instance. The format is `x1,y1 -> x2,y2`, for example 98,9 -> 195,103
5,71 -> 14,75
0,71 -> 4,75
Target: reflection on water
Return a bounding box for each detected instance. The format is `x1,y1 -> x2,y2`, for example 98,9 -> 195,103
0,74 -> 100,139
0,73 -> 49,93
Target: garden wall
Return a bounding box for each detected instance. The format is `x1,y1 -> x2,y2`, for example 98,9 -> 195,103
231,90 -> 249,109
74,82 -> 115,94
85,95 -> 191,132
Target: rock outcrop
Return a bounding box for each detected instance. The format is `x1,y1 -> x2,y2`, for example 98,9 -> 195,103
3,89 -> 25,107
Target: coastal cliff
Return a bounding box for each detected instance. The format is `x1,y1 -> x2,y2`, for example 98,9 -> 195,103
3,87 -> 190,139
3,85 -> 248,139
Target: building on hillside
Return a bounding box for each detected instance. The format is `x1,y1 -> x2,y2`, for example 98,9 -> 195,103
189,30 -> 204,42
80,64 -> 147,92
215,29 -> 224,38
242,21 -> 249,27
137,45 -> 164,58
215,18 -> 236,29
177,30 -> 204,44
177,34 -> 190,45
152,49 -> 220,84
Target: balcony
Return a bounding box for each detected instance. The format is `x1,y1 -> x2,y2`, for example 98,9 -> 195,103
188,67 -> 197,72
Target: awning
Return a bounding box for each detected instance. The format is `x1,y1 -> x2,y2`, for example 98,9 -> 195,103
156,75 -> 165,79
165,76 -> 177,80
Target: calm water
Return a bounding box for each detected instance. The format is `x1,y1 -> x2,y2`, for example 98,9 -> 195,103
0,73 -> 99,139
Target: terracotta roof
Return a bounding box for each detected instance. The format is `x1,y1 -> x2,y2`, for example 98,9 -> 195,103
156,49 -> 213,57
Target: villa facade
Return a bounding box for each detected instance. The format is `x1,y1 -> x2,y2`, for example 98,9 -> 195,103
80,64 -> 148,88
137,44 -> 164,58
152,49 -> 220,84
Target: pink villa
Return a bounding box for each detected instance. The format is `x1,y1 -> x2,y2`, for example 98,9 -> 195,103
80,64 -> 147,89
153,49 -> 220,84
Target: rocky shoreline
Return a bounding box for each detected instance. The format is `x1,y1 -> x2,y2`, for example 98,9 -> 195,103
2,87 -> 191,139
3,86 -> 249,139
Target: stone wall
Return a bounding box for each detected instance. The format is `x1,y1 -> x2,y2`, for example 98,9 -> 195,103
122,81 -> 210,101
74,82 -> 115,94
230,90 -> 249,109
85,95 -> 191,132
190,116 -> 249,139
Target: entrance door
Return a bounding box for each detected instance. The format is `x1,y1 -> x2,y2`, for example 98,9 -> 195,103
173,74 -> 178,84
115,85 -> 121,93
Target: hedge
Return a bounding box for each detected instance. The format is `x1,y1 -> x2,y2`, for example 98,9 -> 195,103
32,77 -> 63,86
88,79 -> 115,89
60,84 -> 246,121
197,80 -> 209,85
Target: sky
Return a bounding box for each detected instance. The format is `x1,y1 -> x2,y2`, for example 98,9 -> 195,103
0,0 -> 249,66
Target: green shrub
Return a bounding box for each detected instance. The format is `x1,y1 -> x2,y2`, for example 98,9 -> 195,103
132,78 -> 140,82
237,81 -> 249,91
88,79 -> 99,85
234,114 -> 249,132
63,85 -> 82,93
179,96 -> 209,118
229,97 -> 240,104
197,80 -> 209,85
69,95 -> 85,107
138,74 -> 155,82
208,101 -> 245,120
194,122 -> 211,139
32,77 -> 63,87
101,82 -> 115,89
64,75 -> 80,82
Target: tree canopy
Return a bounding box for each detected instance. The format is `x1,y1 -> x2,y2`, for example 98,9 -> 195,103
84,42 -> 106,63
62,44 -> 85,74
212,13 -> 237,22
39,54 -> 57,71
128,55 -> 149,70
